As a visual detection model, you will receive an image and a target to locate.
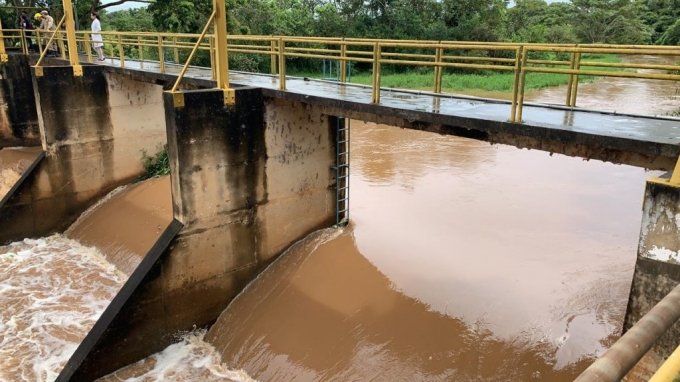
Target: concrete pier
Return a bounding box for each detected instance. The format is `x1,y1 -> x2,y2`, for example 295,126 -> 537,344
625,178 -> 680,360
0,54 -> 40,148
73,88 -> 339,379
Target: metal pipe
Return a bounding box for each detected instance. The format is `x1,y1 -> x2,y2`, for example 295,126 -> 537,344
371,42 -> 381,104
566,52 -> 577,106
62,0 -> 82,75
509,46 -> 523,122
340,39 -> 347,82
270,37 -> 277,75
157,35 -> 164,73
170,11 -> 215,93
515,49 -> 529,122
433,46 -> 443,94
118,34 -> 125,67
278,37 -> 286,90
575,283 -> 680,382
569,51 -> 581,107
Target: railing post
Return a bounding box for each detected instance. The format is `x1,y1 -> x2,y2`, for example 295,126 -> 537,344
58,34 -> 66,60
85,33 -> 92,63
213,0 -> 234,105
270,36 -> 277,75
371,42 -> 382,104
569,50 -> 582,107
173,36 -> 179,63
433,44 -> 443,93
340,38 -> 347,82
36,30 -> 44,56
118,34 -> 125,68
515,47 -> 529,123
210,35 -> 216,80
0,20 -> 7,63
20,29 -> 28,56
62,0 -> 83,76
510,45 -> 524,122
278,37 -> 286,90
138,35 -> 144,68
565,49 -> 577,106
158,35 -> 165,73
108,39 -> 114,63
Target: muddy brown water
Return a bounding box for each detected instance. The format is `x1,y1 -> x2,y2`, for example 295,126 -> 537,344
0,176 -> 174,381
101,57 -> 679,381
202,120 -> 654,381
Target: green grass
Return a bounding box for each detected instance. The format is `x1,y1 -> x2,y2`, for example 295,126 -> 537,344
140,145 -> 170,180
290,54 -> 622,94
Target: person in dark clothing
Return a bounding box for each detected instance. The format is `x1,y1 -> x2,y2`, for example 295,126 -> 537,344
19,12 -> 35,53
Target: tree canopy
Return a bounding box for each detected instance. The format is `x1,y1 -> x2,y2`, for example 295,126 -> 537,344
3,0 -> 678,45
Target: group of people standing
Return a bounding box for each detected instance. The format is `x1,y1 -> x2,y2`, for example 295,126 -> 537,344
17,9 -> 105,62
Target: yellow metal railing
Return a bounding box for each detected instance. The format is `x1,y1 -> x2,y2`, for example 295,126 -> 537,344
5,29 -> 680,121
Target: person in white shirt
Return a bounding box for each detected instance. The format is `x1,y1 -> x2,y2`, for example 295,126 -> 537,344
90,12 -> 105,61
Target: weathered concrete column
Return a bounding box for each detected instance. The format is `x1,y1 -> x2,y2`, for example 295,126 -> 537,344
0,65 -> 167,243
73,88 -> 338,379
0,53 -> 40,148
625,177 -> 680,360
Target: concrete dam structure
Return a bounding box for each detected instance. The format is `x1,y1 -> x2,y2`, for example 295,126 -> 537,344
1,17 -> 680,380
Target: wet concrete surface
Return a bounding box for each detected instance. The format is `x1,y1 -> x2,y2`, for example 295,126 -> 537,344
90,57 -> 680,149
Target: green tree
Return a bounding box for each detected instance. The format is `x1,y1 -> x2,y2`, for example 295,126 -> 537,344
105,7 -> 154,31
571,0 -> 650,43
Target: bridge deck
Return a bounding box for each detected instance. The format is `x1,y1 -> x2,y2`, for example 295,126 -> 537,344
91,58 -> 680,170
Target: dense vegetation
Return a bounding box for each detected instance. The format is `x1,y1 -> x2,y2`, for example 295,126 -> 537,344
104,0 -> 679,45
1,0 -> 677,45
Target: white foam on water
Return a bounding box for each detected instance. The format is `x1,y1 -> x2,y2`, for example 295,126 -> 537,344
98,330 -> 257,382
0,235 -> 126,382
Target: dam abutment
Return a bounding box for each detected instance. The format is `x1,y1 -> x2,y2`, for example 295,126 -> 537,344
625,178 -> 680,361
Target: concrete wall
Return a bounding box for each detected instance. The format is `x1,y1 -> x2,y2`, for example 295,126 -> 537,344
74,88 -> 338,379
0,54 -> 40,148
0,65 -> 167,243
624,178 -> 680,362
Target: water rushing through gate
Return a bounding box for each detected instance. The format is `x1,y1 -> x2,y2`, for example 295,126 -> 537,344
0,236 -> 126,381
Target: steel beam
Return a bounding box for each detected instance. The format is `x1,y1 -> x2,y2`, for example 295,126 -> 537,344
62,0 -> 82,76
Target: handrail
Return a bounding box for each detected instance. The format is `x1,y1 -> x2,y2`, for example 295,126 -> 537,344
170,10 -> 216,93
575,284 -> 680,381
16,27 -> 680,123
33,15 -> 66,68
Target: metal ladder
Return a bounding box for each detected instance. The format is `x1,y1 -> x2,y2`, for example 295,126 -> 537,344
334,117 -> 350,226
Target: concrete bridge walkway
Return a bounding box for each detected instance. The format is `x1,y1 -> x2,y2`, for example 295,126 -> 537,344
94,56 -> 680,171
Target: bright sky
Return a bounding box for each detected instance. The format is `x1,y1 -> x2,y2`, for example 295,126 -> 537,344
101,0 -> 147,12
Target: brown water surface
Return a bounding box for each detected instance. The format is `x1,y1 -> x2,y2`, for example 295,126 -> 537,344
66,176 -> 173,276
462,55 -> 680,117
526,55 -> 680,116
0,146 -> 42,200
203,120 -> 653,381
